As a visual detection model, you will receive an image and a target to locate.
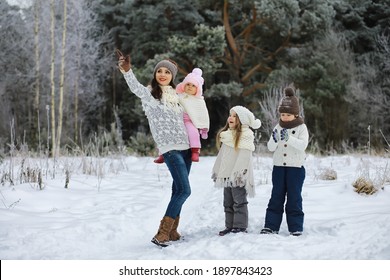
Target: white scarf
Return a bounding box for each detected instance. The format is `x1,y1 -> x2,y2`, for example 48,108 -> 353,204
211,144 -> 255,197
220,126 -> 255,151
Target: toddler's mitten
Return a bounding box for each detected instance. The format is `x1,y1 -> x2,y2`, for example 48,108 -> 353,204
280,128 -> 289,141
200,128 -> 208,139
272,129 -> 279,143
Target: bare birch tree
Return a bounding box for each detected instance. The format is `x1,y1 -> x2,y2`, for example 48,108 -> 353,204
50,0 -> 56,156
56,0 -> 68,155
34,0 -> 41,153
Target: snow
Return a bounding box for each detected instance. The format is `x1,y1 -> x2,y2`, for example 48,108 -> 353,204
1,154 -> 390,278
5,0 -> 32,9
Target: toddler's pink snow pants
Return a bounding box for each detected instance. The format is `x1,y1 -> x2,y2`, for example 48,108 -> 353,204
183,113 -> 201,148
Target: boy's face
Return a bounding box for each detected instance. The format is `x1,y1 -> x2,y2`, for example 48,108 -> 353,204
184,83 -> 197,95
280,113 -> 295,122
155,67 -> 173,86
228,111 -> 239,129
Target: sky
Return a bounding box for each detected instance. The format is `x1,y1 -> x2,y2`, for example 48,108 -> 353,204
1,153 -> 389,279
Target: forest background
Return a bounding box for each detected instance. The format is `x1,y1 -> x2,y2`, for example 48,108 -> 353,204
1,0 -> 389,158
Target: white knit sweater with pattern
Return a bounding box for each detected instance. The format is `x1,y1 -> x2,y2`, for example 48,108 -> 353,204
267,123 -> 309,167
123,70 -> 190,154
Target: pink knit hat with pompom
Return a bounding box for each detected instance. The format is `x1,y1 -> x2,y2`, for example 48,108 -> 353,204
176,68 -> 204,97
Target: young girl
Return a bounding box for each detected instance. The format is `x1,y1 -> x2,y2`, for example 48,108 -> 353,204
154,68 -> 209,163
117,50 -> 192,247
260,87 -> 309,236
212,106 -> 261,235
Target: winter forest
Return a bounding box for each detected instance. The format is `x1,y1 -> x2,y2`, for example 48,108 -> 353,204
1,0 -> 389,158
1,1 -> 390,277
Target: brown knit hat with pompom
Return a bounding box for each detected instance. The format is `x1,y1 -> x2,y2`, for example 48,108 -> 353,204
278,87 -> 300,116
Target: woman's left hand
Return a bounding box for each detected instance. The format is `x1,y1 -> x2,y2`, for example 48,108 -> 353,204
116,49 -> 131,73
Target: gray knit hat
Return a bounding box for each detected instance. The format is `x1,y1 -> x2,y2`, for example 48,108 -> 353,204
278,87 -> 300,115
230,106 -> 261,129
153,59 -> 178,81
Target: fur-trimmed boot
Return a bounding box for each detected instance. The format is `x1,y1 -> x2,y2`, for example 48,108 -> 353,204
169,216 -> 181,241
151,216 -> 175,247
153,155 -> 164,164
191,148 -> 200,162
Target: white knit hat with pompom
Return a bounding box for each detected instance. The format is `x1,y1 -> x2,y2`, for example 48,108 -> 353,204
230,106 -> 261,129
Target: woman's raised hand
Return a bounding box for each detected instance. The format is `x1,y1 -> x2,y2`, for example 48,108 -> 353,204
116,49 -> 131,73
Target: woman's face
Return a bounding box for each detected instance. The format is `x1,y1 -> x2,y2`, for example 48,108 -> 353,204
155,67 -> 173,86
228,111 -> 239,129
184,83 -> 197,95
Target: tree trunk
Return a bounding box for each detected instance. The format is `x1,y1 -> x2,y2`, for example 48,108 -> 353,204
34,0 -> 41,153
56,0 -> 68,155
74,35 -> 81,145
50,0 -> 56,157
223,0 -> 241,81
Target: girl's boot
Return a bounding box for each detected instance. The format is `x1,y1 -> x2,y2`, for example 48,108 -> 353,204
191,148 -> 200,162
153,155 -> 164,164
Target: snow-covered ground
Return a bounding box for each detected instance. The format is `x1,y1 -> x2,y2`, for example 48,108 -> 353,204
1,154 -> 389,278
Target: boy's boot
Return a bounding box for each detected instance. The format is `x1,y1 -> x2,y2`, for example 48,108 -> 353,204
153,155 -> 164,164
191,148 -> 200,162
169,216 -> 181,241
151,216 -> 175,247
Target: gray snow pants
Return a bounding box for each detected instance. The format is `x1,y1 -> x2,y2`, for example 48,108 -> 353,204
223,186 -> 248,229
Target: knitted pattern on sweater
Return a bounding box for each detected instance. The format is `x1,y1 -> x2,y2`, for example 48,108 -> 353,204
123,70 -> 189,154
267,123 -> 309,167
220,126 -> 255,151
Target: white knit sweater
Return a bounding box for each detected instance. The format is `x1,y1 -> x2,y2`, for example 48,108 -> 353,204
178,93 -> 209,129
123,70 -> 190,154
267,123 -> 309,167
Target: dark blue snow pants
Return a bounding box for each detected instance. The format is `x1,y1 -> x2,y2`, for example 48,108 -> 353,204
264,166 -> 305,233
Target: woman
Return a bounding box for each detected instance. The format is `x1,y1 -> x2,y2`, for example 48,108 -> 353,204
117,50 -> 192,247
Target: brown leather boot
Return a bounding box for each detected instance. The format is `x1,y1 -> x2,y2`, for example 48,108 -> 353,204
169,216 -> 181,241
151,216 -> 175,247
191,148 -> 200,162
153,155 -> 164,164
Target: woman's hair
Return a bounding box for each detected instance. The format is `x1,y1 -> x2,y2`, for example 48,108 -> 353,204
150,59 -> 178,100
150,78 -> 176,100
216,115 -> 243,150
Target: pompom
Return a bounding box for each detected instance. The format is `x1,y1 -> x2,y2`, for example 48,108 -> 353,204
192,68 -> 202,77
284,87 -> 295,97
251,119 -> 261,129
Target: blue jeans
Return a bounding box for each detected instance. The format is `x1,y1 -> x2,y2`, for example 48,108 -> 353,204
162,149 -> 192,218
264,166 -> 305,232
